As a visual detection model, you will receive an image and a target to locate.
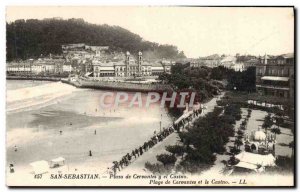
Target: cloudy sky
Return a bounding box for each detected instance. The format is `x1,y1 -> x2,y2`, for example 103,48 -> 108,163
6,6 -> 294,58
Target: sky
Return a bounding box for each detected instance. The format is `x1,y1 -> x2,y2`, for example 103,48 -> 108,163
6,6 -> 294,58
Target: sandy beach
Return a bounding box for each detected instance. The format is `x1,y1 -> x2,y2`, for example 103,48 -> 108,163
6,80 -> 172,185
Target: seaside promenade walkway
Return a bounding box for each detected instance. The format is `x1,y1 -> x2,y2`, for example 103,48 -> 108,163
62,78 -> 172,92
120,92 -> 224,174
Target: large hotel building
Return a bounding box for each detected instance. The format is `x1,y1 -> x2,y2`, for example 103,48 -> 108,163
92,51 -> 172,78
256,53 -> 294,98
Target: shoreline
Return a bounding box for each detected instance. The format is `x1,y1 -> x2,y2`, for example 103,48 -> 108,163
7,76 -> 173,92
61,79 -> 172,93
6,76 -> 62,82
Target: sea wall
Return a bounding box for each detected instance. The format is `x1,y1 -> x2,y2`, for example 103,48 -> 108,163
6,76 -> 172,92
61,79 -> 173,92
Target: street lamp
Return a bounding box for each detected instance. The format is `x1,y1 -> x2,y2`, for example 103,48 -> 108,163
159,121 -> 162,133
160,114 -> 162,133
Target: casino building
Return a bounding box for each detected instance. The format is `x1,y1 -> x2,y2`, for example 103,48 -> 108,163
92,51 -> 171,78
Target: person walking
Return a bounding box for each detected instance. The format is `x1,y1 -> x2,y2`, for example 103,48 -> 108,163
139,146 -> 143,155
132,150 -> 136,159
135,148 -> 139,157
119,160 -> 123,169
9,164 -> 14,173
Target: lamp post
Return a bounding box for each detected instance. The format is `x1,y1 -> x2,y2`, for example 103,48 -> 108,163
160,114 -> 162,133
159,121 -> 162,133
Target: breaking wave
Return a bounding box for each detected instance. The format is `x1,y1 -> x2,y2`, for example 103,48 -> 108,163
6,82 -> 79,113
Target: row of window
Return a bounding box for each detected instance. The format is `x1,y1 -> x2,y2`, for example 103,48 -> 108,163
258,68 -> 291,76
95,66 -> 153,72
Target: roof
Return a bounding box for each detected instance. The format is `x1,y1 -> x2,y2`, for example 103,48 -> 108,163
100,66 -> 114,71
152,62 -> 163,67
221,56 -> 237,63
261,76 -> 289,81
235,161 -> 258,170
235,152 -> 276,166
30,160 -> 49,174
51,157 -> 65,163
253,130 -> 266,141
281,53 -> 294,59
142,61 -> 152,66
114,61 -> 126,66
101,62 -> 115,67
203,54 -> 221,60
152,66 -> 164,70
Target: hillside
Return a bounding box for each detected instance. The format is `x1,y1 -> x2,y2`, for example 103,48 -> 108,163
6,18 -> 186,61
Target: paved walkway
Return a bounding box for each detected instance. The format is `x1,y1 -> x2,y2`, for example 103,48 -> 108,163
121,92 -> 225,174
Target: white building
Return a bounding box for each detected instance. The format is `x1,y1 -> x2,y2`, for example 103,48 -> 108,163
232,63 -> 246,72
92,51 -> 171,78
62,64 -> 72,72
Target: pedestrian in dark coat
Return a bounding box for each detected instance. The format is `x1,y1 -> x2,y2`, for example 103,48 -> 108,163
139,146 -> 143,155
132,150 -> 136,159
135,148 -> 139,157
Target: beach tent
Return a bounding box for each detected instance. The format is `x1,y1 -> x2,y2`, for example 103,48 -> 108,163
30,160 -> 49,174
50,157 -> 65,168
235,151 -> 276,166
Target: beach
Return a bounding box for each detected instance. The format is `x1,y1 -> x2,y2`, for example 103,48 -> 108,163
6,80 -> 172,185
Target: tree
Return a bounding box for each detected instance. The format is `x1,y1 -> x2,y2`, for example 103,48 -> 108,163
156,154 -> 177,167
166,145 -> 185,159
237,129 -> 244,136
270,127 -> 281,138
7,18 -> 185,61
262,114 -> 273,132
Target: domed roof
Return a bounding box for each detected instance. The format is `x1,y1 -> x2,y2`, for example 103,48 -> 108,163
253,130 -> 266,141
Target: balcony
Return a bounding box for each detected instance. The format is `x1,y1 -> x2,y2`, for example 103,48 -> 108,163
256,84 -> 289,91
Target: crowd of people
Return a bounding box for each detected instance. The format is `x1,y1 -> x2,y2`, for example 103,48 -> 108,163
111,126 -> 175,174
110,108 -> 203,175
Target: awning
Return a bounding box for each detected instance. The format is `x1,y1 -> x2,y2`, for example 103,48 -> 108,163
100,67 -> 114,71
261,76 -> 289,81
51,157 -> 65,163
235,161 -> 258,170
235,151 -> 276,166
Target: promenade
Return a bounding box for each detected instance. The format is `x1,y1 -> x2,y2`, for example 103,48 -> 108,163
62,78 -> 172,92
120,92 -> 224,174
